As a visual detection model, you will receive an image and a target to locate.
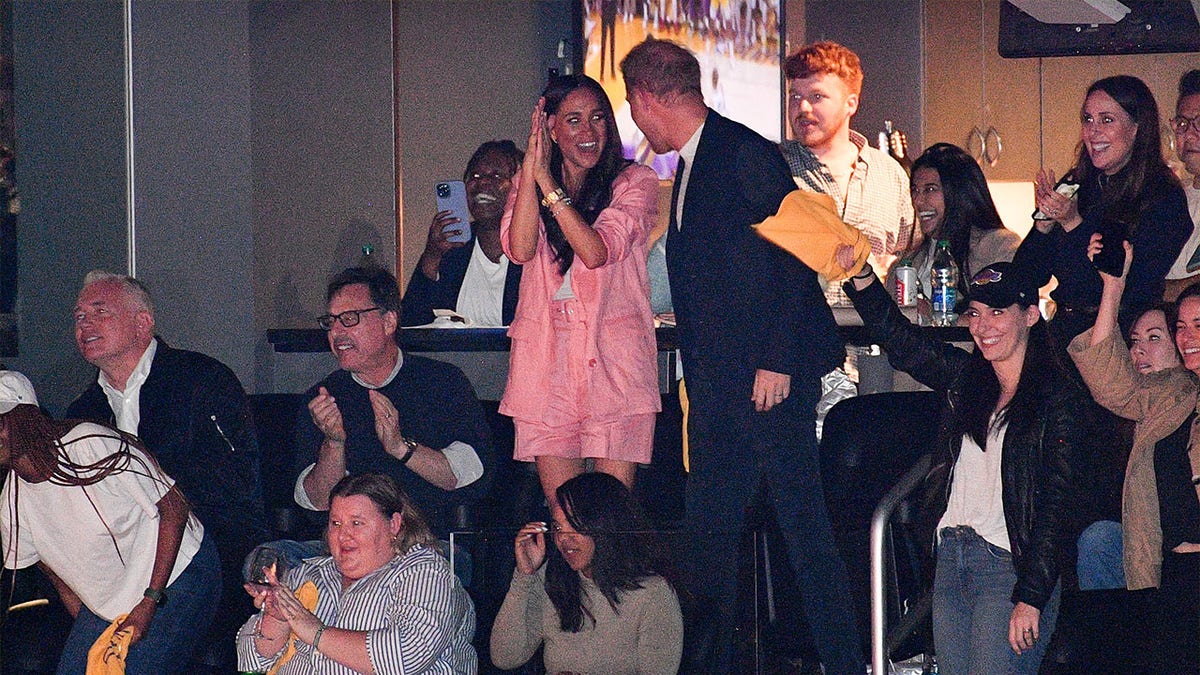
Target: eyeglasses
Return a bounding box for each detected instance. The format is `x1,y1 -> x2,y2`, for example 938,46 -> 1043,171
317,307 -> 382,330
1172,114 -> 1200,135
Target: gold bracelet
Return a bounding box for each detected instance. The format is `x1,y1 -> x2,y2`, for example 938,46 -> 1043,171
540,188 -> 567,209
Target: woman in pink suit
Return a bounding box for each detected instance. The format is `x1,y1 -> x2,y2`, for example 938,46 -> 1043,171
501,74 -> 660,514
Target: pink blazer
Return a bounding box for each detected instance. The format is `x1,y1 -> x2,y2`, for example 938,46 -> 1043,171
499,163 -> 662,422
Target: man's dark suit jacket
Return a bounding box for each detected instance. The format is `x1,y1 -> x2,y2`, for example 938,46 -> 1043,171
400,232 -> 522,326
667,109 -> 843,395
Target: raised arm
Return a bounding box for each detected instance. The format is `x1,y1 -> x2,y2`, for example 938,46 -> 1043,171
299,386 -> 348,511
507,99 -> 552,264
1087,234 -> 1132,348
843,262 -> 969,391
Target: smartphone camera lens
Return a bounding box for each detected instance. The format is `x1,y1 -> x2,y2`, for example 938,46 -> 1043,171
436,183 -> 450,198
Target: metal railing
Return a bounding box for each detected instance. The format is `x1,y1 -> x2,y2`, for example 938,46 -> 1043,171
870,454 -> 931,675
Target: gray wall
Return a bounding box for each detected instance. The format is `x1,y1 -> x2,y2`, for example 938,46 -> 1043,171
249,0 -> 396,393
7,0 -> 572,410
132,0 -> 256,388
803,0 -> 923,153
10,1 -> 127,412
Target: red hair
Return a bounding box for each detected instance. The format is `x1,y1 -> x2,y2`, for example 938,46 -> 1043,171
785,41 -> 863,95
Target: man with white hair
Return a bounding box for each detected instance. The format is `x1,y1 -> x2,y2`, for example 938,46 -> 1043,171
66,270 -> 269,669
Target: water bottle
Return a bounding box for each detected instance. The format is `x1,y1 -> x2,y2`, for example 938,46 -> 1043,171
930,240 -> 959,327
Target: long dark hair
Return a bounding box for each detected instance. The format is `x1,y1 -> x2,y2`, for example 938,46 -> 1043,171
2,404 -> 177,567
952,312 -> 1063,448
906,143 -> 1006,280
539,74 -> 630,275
1071,75 -> 1180,233
544,472 -> 675,632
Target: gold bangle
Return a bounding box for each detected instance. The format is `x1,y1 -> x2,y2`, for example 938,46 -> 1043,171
540,188 -> 567,209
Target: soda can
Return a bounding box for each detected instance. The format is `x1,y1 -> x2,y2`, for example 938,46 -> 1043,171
895,265 -> 918,307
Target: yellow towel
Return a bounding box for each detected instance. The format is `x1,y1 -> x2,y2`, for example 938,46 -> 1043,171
753,190 -> 871,282
268,581 -> 320,675
680,378 -> 689,473
86,614 -> 133,675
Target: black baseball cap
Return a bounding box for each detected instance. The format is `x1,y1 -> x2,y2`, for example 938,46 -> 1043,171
966,262 -> 1038,309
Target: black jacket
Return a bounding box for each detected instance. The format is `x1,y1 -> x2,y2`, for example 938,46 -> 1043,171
67,341 -> 270,546
846,278 -> 1089,610
400,231 -> 522,327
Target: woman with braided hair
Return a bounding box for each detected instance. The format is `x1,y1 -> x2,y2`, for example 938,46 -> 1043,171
0,371 -> 220,674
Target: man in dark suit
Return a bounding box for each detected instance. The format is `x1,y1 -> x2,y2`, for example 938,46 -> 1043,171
621,38 -> 862,674
68,271 -> 270,669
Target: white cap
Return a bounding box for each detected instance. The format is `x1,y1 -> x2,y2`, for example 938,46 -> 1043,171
0,371 -> 38,414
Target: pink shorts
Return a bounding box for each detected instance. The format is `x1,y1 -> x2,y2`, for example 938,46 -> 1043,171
514,412 -> 656,463
513,298 -> 656,463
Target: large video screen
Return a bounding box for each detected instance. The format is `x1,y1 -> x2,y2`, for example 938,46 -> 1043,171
583,0 -> 784,178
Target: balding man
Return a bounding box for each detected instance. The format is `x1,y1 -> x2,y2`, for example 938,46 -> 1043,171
67,271 -> 269,668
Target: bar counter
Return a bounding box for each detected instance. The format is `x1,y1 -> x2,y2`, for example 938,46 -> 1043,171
267,315 -> 969,353
268,310 -> 969,400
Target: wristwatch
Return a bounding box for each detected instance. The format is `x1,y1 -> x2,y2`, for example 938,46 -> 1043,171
399,437 -> 419,465
143,587 -> 167,607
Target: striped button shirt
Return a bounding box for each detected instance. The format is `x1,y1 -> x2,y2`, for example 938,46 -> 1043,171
236,545 -> 477,674
780,131 -> 914,306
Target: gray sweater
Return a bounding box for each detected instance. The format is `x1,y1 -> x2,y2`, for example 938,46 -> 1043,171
490,567 -> 682,674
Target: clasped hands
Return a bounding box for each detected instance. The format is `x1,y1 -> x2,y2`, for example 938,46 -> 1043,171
308,387 -> 412,460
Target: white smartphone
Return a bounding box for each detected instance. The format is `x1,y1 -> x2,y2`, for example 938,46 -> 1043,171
435,180 -> 472,244
1032,180 -> 1080,221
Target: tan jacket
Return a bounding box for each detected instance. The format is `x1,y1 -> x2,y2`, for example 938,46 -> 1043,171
1069,326 -> 1200,589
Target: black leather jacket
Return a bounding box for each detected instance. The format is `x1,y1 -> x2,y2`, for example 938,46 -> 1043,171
846,279 -> 1089,610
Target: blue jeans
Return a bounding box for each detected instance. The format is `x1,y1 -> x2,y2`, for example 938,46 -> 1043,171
1076,520 -> 1125,590
56,533 -> 221,675
933,526 -> 1060,675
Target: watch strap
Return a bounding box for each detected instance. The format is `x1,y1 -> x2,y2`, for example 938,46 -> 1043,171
143,587 -> 167,606
400,437 -> 419,465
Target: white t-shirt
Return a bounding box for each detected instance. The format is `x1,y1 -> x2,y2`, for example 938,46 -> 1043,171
937,418 -> 1011,552
1,423 -> 204,620
455,240 -> 509,326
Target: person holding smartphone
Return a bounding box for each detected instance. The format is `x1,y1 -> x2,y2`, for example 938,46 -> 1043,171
401,140 -> 525,327
1069,241 -> 1200,671
500,74 -> 660,514
1015,75 -> 1191,348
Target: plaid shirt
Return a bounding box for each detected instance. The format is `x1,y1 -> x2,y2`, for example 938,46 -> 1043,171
780,131 -> 914,305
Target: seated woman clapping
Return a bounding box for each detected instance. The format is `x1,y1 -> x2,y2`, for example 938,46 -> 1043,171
236,473 -> 476,674
490,472 -> 682,674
